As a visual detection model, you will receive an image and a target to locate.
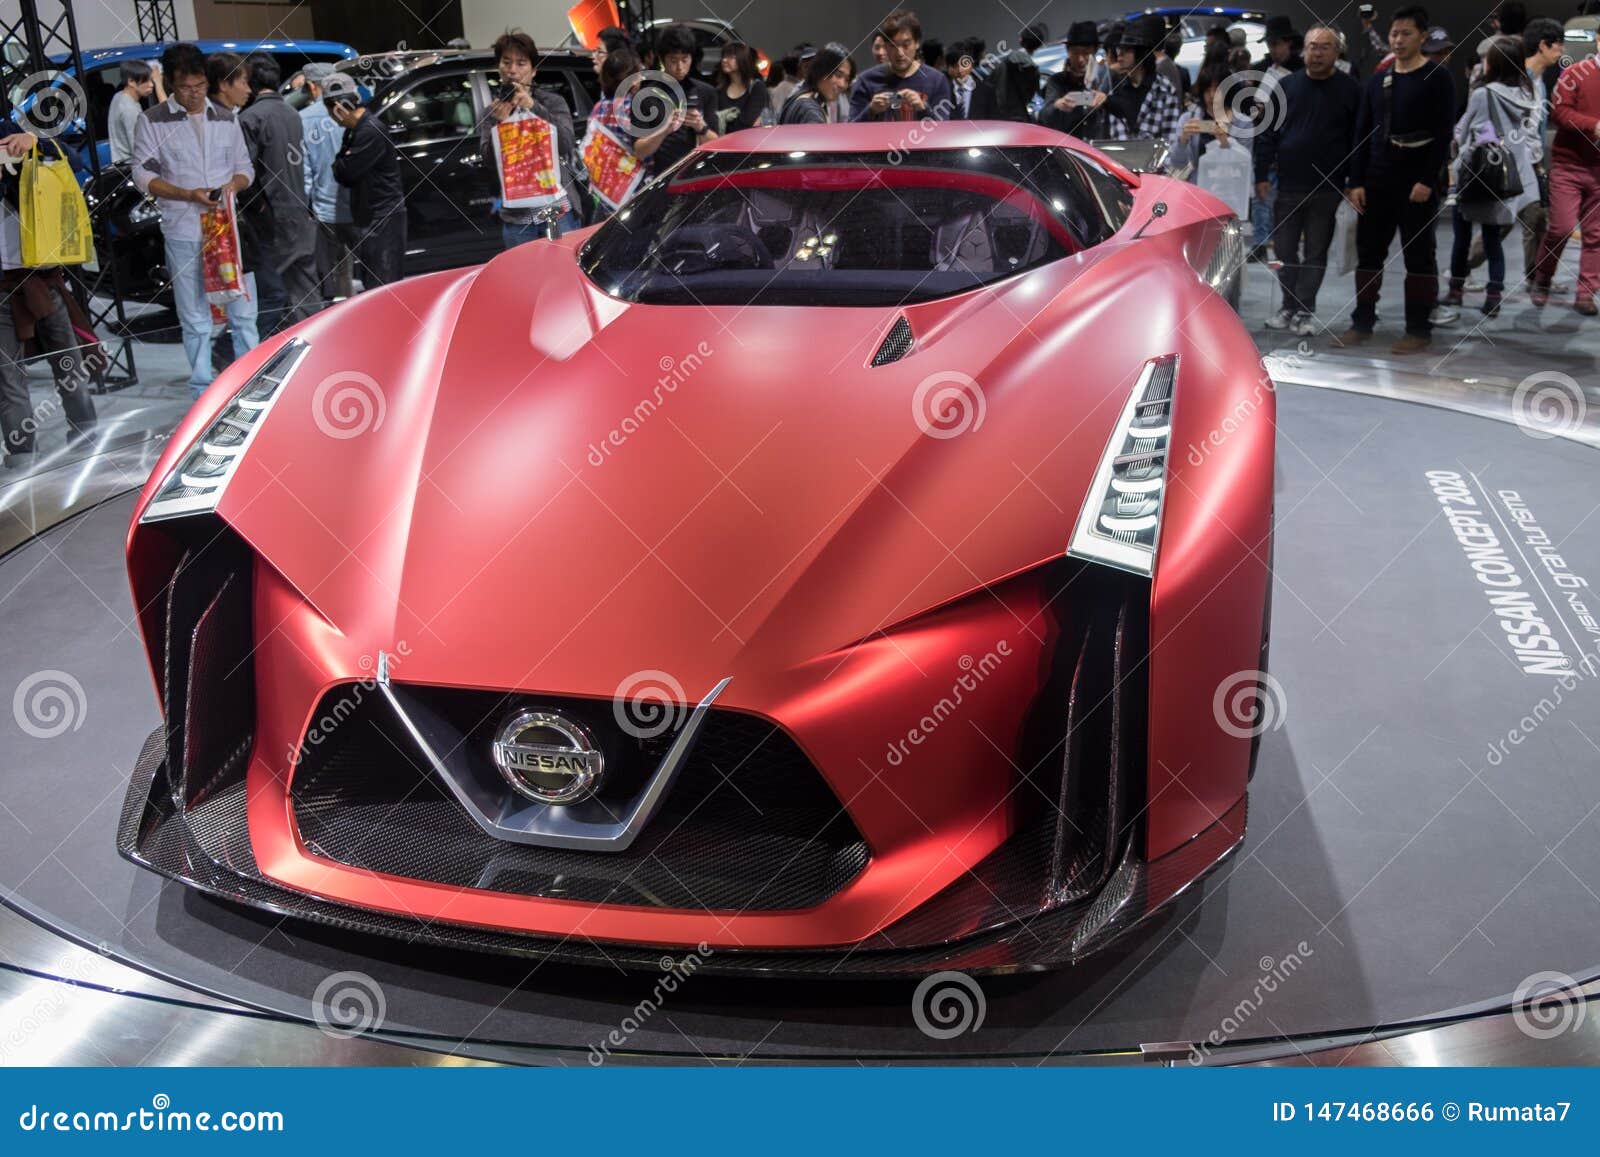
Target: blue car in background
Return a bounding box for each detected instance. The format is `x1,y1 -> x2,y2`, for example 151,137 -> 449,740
8,39 -> 355,306
15,38 -> 356,168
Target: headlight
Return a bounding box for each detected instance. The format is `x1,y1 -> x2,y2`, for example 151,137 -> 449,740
1204,218 -> 1246,292
140,339 -> 309,523
128,198 -> 160,225
1068,354 -> 1176,576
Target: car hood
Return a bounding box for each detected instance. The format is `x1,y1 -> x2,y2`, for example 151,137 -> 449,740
217,237 -> 1176,706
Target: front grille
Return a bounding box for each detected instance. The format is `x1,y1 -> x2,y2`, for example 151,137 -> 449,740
290,692 -> 869,912
157,521 -> 255,813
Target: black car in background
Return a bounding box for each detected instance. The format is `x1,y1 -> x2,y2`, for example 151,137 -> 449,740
88,49 -> 602,306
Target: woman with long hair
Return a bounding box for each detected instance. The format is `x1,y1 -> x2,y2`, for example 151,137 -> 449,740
714,41 -> 768,132
777,43 -> 852,125
1447,36 -> 1540,316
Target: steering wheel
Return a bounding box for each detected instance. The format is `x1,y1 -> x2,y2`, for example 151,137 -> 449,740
655,224 -> 774,275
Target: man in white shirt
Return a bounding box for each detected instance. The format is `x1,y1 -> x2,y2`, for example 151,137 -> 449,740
130,43 -> 257,394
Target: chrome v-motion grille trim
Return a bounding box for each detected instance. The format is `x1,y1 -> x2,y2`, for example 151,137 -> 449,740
374,657 -> 732,852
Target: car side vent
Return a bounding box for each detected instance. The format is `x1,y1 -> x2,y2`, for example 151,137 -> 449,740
870,316 -> 914,366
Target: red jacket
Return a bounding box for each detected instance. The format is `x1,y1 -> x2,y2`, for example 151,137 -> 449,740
1551,57 -> 1600,170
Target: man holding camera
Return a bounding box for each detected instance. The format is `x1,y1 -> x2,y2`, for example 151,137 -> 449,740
130,42 -> 257,394
482,30 -> 584,245
849,10 -> 953,122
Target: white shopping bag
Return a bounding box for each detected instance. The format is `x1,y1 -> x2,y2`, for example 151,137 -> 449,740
1197,141 -> 1252,220
1332,198 -> 1359,276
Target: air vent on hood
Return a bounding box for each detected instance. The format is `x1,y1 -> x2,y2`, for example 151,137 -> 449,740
870,316 -> 914,366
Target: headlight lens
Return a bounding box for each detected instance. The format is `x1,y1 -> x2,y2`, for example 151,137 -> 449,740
1068,354 -> 1177,576
140,339 -> 310,523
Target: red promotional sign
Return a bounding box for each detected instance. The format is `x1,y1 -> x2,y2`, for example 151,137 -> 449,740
581,122 -> 645,211
494,113 -> 564,209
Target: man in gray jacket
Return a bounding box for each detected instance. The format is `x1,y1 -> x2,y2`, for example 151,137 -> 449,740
480,30 -> 584,246
239,52 -> 319,331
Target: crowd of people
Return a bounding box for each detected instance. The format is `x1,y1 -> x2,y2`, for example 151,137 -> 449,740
2,3 -> 1596,458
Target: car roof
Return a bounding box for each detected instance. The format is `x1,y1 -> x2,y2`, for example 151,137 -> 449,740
699,121 -> 1090,154
58,39 -> 357,66
694,121 -> 1140,183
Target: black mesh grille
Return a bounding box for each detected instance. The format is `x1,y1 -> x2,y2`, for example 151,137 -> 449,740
158,524 -> 255,813
289,694 -> 868,912
870,316 -> 914,366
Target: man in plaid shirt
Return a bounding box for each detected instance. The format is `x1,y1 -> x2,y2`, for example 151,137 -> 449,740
1101,16 -> 1183,141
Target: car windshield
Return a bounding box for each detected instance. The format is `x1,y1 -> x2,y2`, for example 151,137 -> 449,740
579,147 -> 1129,307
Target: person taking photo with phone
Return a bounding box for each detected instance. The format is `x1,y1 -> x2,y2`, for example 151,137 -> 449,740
482,30 -> 584,246
130,41 -> 257,395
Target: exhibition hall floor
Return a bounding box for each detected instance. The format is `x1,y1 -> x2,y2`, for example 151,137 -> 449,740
3,367 -> 1599,1064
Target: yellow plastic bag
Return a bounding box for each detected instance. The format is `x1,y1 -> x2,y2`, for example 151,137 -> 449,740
19,141 -> 94,266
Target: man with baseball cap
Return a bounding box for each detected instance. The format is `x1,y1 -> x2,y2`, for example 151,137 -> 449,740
328,72 -> 406,288
298,63 -> 356,302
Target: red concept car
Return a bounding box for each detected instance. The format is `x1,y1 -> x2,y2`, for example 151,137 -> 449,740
119,122 -> 1274,975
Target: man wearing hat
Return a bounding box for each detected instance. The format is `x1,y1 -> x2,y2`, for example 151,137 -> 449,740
1257,16 -> 1305,76
329,71 -> 407,288
1352,5 -> 1387,75
1039,22 -> 1108,137
1101,14 -> 1182,141
299,62 -> 357,303
1421,26 -> 1454,65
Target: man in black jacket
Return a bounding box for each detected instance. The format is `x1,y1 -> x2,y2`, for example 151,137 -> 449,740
1340,4 -> 1455,353
1254,24 -> 1360,333
329,75 -> 406,288
239,52 -> 319,331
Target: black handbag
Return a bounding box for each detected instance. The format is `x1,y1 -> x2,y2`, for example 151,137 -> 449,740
1457,90 -> 1523,204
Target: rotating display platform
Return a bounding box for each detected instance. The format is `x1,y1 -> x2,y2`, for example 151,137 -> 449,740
2,381 -> 1597,1062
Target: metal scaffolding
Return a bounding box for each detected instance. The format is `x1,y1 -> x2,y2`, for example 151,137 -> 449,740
134,0 -> 179,44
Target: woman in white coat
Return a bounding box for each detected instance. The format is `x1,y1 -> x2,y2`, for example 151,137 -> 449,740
1446,38 -> 1542,317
